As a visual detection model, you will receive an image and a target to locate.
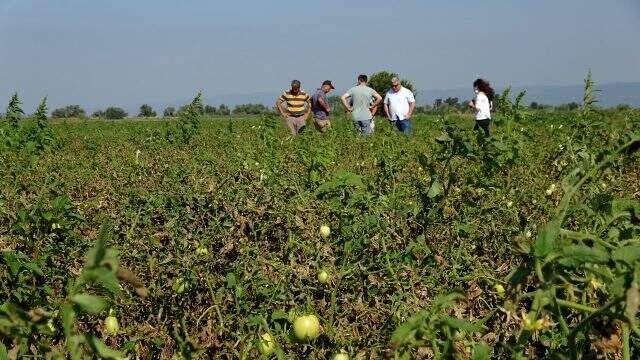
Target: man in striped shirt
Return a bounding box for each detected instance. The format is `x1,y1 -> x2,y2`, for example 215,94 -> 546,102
276,80 -> 311,136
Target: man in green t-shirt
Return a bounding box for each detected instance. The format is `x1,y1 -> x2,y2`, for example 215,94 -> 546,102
340,74 -> 382,135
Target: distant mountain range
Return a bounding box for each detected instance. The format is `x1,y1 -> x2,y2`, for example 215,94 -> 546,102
416,82 -> 640,108
125,82 -> 639,113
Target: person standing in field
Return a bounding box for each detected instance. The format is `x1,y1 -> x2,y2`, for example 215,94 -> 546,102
468,78 -> 495,137
276,80 -> 311,136
384,77 -> 416,134
340,74 -> 382,135
311,80 -> 335,133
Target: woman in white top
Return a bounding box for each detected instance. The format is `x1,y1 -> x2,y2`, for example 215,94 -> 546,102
468,78 -> 495,137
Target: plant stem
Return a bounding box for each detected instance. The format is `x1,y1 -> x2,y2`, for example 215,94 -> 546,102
623,322 -> 630,360
556,299 -> 597,313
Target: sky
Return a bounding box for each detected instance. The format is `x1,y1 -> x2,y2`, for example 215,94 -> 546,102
1,0 -> 639,111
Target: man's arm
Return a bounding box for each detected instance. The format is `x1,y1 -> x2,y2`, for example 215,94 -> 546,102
275,95 -> 287,118
304,94 -> 311,117
407,101 -> 416,118
384,103 -> 391,119
318,96 -> 331,113
371,92 -> 382,108
341,93 -> 353,112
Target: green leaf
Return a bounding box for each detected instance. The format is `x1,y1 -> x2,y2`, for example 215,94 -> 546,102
86,222 -> 112,268
1,251 -> 43,277
271,310 -> 288,321
613,245 -> 640,265
90,268 -> 122,296
390,312 -> 427,348
610,276 -> 626,298
436,133 -> 453,143
60,303 -> 75,338
432,291 -> 466,309
84,335 -> 124,359
442,316 -> 483,332
471,342 -> 491,360
534,221 -> 560,258
427,179 -> 443,199
558,245 -> 610,267
71,294 -> 109,314
226,272 -> 237,288
0,343 -> 7,360
1,251 -> 22,276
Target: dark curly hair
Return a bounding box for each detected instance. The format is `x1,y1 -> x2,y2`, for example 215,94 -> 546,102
473,78 -> 495,102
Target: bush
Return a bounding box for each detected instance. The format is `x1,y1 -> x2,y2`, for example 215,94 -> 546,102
104,107 -> 128,120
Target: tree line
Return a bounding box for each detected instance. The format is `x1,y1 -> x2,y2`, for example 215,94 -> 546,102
2,70 -> 636,120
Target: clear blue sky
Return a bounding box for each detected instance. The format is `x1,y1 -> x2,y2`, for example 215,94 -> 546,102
1,0 -> 639,111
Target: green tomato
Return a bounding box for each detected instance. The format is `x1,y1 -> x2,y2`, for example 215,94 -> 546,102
332,352 -> 349,360
46,319 -> 56,333
493,284 -> 505,297
258,332 -> 276,355
172,277 -> 186,294
104,315 -> 119,335
317,270 -> 329,284
319,225 -> 331,238
292,315 -> 321,342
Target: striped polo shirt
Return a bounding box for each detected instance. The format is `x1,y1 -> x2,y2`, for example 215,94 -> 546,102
280,90 -> 310,116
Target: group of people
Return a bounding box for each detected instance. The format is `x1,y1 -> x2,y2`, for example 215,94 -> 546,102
276,75 -> 496,137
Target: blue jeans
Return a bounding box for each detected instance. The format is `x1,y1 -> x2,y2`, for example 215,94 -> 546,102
354,120 -> 373,135
394,119 -> 411,134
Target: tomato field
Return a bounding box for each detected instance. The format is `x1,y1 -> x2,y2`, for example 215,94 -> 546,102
1,92 -> 640,359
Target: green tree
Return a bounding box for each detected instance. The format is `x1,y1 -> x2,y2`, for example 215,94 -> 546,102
443,97 -> 459,107
163,107 -> 176,117
327,95 -> 345,115
217,104 -> 231,116
92,110 -> 105,118
204,105 -> 217,116
369,71 -> 416,96
367,71 -> 416,116
104,107 -> 127,120
51,105 -> 86,119
138,104 -> 156,118
233,104 -> 272,115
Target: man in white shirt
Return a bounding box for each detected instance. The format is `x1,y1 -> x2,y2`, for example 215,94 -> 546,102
383,77 -> 416,134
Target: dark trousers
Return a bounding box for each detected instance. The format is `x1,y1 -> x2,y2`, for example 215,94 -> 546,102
474,119 -> 491,137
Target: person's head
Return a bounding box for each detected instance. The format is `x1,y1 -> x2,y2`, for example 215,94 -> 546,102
357,74 -> 368,84
391,77 -> 402,92
290,80 -> 301,94
473,78 -> 495,101
321,80 -> 335,93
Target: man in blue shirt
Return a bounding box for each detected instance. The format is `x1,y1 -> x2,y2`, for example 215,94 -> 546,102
312,80 -> 335,133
